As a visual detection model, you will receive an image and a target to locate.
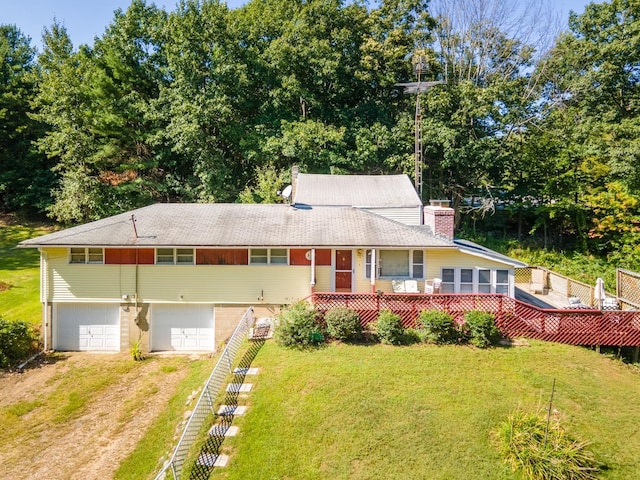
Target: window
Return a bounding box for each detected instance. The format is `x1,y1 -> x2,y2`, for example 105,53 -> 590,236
270,248 -> 288,264
156,248 -> 194,265
478,269 -> 491,293
496,269 -> 509,294
440,267 -> 511,294
441,268 -> 455,293
69,247 -> 103,264
412,251 -> 424,279
249,248 -> 289,265
460,268 -> 473,293
365,250 -> 424,279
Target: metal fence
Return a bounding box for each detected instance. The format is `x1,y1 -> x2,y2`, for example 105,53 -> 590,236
312,292 -> 640,347
155,307 -> 255,480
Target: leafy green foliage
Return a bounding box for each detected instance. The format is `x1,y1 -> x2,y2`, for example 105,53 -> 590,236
324,307 -> 361,342
0,317 -> 39,369
495,410 -> 600,479
417,309 -> 458,344
463,310 -> 501,348
374,309 -> 404,345
275,302 -> 324,349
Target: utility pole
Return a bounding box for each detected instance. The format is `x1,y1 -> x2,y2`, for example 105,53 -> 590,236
395,58 -> 444,199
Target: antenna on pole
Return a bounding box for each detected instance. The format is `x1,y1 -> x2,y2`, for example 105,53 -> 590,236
395,56 -> 444,200
130,214 -> 138,239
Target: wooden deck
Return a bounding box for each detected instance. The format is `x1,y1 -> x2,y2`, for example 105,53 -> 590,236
514,284 -> 582,310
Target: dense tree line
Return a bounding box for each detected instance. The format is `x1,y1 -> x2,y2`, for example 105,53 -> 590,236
2,0 -> 640,269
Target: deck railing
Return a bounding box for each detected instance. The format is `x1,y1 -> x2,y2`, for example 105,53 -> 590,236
311,292 -> 640,347
515,266 -> 603,307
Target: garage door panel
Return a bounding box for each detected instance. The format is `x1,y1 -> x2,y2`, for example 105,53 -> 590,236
152,305 -> 214,352
56,304 -> 120,352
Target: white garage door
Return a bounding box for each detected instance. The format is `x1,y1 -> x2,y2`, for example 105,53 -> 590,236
56,303 -> 120,352
151,304 -> 215,352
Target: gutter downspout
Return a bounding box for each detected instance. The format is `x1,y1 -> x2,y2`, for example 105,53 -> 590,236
370,248 -> 376,293
310,248 -> 316,293
41,249 -> 48,351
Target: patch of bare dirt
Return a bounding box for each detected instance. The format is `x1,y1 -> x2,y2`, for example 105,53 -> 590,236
0,281 -> 12,292
0,352 -> 199,480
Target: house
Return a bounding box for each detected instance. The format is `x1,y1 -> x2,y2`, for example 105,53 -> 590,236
20,171 -> 525,353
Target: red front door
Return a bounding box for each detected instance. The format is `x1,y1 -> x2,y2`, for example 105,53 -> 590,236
335,250 -> 352,292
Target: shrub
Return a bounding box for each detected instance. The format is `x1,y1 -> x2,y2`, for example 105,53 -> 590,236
0,317 -> 39,369
402,327 -> 423,345
374,310 -> 404,345
417,309 -> 458,344
494,410 -> 600,479
324,307 -> 361,341
275,302 -> 324,348
464,310 -> 501,348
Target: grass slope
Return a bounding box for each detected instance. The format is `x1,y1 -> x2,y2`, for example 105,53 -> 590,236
0,219 -> 54,325
214,341 -> 640,479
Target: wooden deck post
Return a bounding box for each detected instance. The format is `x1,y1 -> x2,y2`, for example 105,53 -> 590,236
632,346 -> 639,364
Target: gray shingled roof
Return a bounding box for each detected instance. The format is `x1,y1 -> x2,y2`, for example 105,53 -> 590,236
454,239 -> 527,268
293,173 -> 422,208
20,203 -> 453,248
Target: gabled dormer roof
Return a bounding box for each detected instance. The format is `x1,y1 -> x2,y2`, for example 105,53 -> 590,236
292,173 -> 422,208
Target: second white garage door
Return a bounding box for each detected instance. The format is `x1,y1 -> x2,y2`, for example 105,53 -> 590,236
151,304 -> 215,352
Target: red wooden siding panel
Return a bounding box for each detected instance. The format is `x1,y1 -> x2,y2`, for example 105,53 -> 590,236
290,248 -> 332,266
196,249 -> 248,265
105,248 -> 154,264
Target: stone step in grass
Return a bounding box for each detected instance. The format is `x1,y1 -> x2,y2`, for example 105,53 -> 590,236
197,453 -> 229,468
217,405 -> 247,416
209,425 -> 239,437
226,383 -> 253,393
232,367 -> 260,375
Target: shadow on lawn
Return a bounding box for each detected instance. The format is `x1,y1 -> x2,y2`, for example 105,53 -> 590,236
189,338 -> 266,480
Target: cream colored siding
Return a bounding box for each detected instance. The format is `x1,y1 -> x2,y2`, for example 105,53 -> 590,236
44,247 -> 311,303
137,265 -> 310,304
315,266 -> 332,292
354,250 -> 371,293
425,249 -> 507,278
361,207 -> 422,225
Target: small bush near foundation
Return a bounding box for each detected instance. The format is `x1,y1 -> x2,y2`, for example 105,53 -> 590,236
464,310 -> 501,348
418,309 -> 458,344
374,310 -> 404,345
0,317 -> 39,369
324,307 -> 361,341
276,302 -> 324,348
130,340 -> 145,361
494,411 -> 600,479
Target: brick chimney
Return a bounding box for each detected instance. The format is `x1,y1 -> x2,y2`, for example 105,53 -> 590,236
423,200 -> 454,240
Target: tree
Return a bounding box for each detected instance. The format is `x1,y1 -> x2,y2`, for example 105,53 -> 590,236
33,1 -> 168,223
0,25 -> 53,214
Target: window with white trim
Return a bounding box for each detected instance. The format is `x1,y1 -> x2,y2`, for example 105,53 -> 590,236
155,248 -> 194,265
478,269 -> 491,293
496,269 -> 509,294
440,267 -> 511,294
365,250 -> 424,279
69,247 -> 104,264
460,268 -> 473,293
441,268 -> 455,293
250,248 -> 289,265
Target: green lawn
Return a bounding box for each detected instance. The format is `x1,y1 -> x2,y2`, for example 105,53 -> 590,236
212,341 -> 640,479
0,221 -> 54,325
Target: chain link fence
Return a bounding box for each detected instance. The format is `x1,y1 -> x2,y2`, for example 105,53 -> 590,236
155,307 -> 254,480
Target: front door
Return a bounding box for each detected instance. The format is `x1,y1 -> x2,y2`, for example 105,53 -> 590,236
335,250 -> 353,292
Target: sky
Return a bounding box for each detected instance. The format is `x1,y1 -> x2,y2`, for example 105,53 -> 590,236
2,0 -> 595,52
